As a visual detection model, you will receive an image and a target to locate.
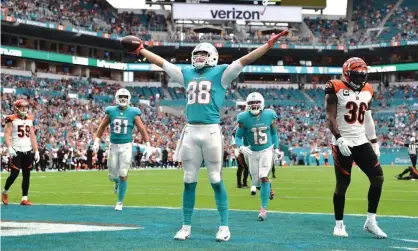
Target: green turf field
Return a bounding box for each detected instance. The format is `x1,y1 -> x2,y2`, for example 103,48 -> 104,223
1,166 -> 416,216
1,166 -> 417,251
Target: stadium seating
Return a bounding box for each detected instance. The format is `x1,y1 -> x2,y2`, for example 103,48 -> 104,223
304,17 -> 348,45
380,0 -> 418,41
2,73 -> 417,152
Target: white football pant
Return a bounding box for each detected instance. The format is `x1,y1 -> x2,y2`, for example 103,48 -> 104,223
178,124 -> 223,184
107,142 -> 132,179
248,145 -> 273,187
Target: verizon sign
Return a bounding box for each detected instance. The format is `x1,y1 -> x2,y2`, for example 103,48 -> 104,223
172,3 -> 302,22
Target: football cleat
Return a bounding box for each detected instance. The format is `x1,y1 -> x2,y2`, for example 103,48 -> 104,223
174,225 -> 191,240
115,202 -> 123,211
258,207 -> 267,221
215,226 -> 230,242
333,224 -> 348,238
250,186 -> 257,196
2,193 -> 8,205
114,182 -> 119,194
364,220 -> 387,239
20,200 -> 32,206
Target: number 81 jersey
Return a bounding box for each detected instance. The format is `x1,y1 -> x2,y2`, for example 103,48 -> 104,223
105,106 -> 142,144
325,80 -> 373,146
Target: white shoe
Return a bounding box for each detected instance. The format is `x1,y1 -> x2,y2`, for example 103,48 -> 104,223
364,220 -> 387,239
115,202 -> 123,211
215,226 -> 230,242
174,225 -> 191,240
333,224 -> 348,238
258,208 -> 267,221
250,186 -> 257,196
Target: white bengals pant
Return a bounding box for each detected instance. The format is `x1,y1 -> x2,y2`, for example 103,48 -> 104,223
247,145 -> 273,187
175,124 -> 223,184
107,142 -> 132,179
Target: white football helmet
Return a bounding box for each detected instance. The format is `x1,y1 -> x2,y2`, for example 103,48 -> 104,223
191,42 -> 218,69
246,92 -> 265,115
115,88 -> 131,107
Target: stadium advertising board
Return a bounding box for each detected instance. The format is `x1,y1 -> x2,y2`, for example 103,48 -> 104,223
172,3 -> 302,22
1,46 -> 417,74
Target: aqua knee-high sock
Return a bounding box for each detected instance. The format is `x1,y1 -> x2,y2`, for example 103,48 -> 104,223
183,182 -> 197,225
113,177 -> 120,184
211,181 -> 229,226
117,180 -> 127,203
260,181 -> 270,209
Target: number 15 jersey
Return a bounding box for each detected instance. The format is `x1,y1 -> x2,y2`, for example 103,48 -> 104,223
237,109 -> 277,151
105,106 -> 142,144
325,80 -> 373,146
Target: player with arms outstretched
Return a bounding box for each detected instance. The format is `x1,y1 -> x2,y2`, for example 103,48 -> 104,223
127,30 -> 288,241
325,57 -> 386,238
2,99 -> 40,205
234,92 -> 279,221
94,88 -> 150,211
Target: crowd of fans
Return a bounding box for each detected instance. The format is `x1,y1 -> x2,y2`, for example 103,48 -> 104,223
304,17 -> 348,45
2,0 -> 417,48
382,0 -> 418,42
1,0 -> 166,40
1,73 -> 417,171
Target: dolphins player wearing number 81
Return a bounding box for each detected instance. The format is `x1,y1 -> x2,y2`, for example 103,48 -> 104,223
94,88 -> 150,211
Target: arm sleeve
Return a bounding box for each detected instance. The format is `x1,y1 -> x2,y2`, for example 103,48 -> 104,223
5,116 -> 13,124
221,60 -> 244,89
135,108 -> 142,116
271,127 -> 279,149
364,110 -> 377,140
271,110 -> 279,149
162,61 -> 184,86
235,126 -> 245,148
324,80 -> 335,94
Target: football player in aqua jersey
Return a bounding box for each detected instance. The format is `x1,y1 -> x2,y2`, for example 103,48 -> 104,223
235,92 -> 279,221
130,30 -> 288,242
94,88 -> 150,211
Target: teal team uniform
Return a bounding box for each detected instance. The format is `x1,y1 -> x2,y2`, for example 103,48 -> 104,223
182,65 -> 228,124
105,106 -> 142,144
236,109 -> 278,151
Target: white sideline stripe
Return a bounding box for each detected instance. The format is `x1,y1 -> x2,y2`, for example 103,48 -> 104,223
23,190 -> 418,202
7,203 -> 418,219
391,247 -> 418,251
394,239 -> 418,243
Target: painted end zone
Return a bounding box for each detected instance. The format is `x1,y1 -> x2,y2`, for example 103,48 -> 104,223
1,205 -> 417,251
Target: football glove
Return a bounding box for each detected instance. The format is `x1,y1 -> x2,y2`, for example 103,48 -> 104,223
34,151 -> 40,163
267,29 -> 289,48
371,142 -> 380,158
239,146 -> 253,156
336,137 -> 353,157
132,39 -> 145,55
7,147 -> 17,158
234,148 -> 240,158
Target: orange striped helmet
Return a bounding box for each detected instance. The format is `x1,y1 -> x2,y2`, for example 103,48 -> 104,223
13,99 -> 29,118
342,57 -> 368,90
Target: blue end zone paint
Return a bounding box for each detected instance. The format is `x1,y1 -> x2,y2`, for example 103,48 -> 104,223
1,205 -> 418,251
